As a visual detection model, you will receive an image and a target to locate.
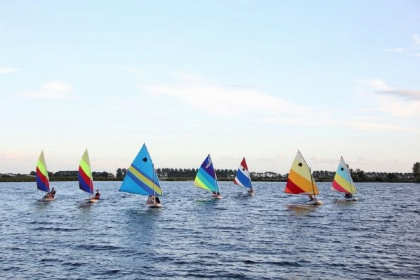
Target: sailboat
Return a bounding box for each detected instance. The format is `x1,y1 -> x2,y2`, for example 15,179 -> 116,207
332,156 -> 358,201
233,157 -> 253,195
284,150 -> 321,205
119,144 -> 162,208
78,149 -> 98,203
36,150 -> 54,201
194,154 -> 222,199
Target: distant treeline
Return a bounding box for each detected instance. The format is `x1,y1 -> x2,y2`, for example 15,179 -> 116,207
1,163 -> 419,183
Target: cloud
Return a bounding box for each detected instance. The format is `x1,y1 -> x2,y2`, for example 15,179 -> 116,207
1,150 -> 24,160
384,48 -> 404,53
140,73 -> 310,118
21,81 -> 77,100
0,68 -> 18,74
375,90 -> 420,101
384,34 -> 420,57
355,79 -> 420,118
413,34 -> 420,46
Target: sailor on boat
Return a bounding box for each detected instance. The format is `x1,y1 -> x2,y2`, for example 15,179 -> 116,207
344,193 -> 353,199
308,194 -> 318,202
247,188 -> 254,195
93,189 -> 100,200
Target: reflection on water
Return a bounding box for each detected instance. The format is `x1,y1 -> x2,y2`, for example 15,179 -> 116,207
0,181 -> 419,280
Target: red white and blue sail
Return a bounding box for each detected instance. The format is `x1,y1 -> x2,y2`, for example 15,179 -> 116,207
233,157 -> 252,189
332,156 -> 357,194
36,151 -> 50,192
78,149 -> 94,195
119,144 -> 162,196
194,154 -> 220,193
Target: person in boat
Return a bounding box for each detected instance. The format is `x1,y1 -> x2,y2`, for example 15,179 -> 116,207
93,189 -> 100,200
155,196 -> 161,204
308,194 -> 315,201
147,195 -> 155,204
50,188 -> 56,198
344,193 -> 353,199
247,188 -> 254,195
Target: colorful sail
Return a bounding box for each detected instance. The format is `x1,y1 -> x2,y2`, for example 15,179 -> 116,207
233,157 -> 252,189
284,150 -> 319,195
332,157 -> 357,194
36,151 -> 50,192
194,154 -> 220,193
119,144 -> 162,196
78,149 -> 94,194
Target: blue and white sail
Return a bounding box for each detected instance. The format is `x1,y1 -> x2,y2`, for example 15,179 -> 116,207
233,157 -> 252,189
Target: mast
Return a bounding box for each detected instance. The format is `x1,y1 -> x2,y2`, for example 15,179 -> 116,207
152,163 -> 156,198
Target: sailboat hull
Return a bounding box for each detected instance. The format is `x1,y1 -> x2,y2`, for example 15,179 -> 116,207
147,203 -> 162,208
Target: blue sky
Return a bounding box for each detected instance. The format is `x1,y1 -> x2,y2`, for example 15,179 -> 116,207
1,0 -> 419,174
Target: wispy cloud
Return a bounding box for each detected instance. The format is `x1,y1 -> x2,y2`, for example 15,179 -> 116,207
375,90 -> 420,101
384,48 -> 404,53
355,79 -> 420,118
385,34 -> 420,57
0,68 -> 18,74
140,73 -> 310,118
21,81 -> 77,100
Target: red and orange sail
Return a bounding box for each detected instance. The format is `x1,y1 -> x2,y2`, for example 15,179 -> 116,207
285,150 -> 319,195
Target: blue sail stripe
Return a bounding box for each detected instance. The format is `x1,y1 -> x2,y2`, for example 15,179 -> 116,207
78,174 -> 93,194
337,164 -> 352,182
36,177 -> 49,192
120,172 -> 151,195
235,170 -> 252,188
197,171 -> 219,192
198,167 -> 218,190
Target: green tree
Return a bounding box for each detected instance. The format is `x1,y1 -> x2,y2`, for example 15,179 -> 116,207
116,168 -> 123,180
413,162 -> 420,182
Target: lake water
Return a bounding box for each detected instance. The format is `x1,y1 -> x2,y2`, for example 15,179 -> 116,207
0,181 -> 419,279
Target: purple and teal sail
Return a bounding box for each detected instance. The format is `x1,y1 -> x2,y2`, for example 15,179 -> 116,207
36,151 -> 50,192
78,149 -> 94,195
119,144 -> 162,196
194,154 -> 220,193
233,157 -> 252,189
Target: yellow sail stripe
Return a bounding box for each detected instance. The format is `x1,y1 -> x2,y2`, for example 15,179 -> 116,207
194,177 -> 212,191
128,166 -> 162,195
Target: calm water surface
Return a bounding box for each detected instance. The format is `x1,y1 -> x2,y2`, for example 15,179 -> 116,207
0,181 -> 419,279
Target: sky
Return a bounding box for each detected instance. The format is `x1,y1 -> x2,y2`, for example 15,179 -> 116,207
1,0 -> 419,175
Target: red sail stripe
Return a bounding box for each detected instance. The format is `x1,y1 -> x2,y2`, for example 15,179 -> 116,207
332,180 -> 348,193
36,167 -> 48,186
285,178 -> 305,194
79,166 -> 93,191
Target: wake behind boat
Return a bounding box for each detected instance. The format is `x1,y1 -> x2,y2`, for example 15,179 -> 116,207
194,154 -> 222,199
119,143 -> 163,208
284,150 -> 322,205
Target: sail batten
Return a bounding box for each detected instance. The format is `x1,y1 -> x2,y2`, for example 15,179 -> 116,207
119,144 -> 162,196
332,157 -> 357,194
78,149 -> 94,194
284,150 -> 319,195
194,154 -> 219,193
36,151 -> 50,192
233,157 -> 252,189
